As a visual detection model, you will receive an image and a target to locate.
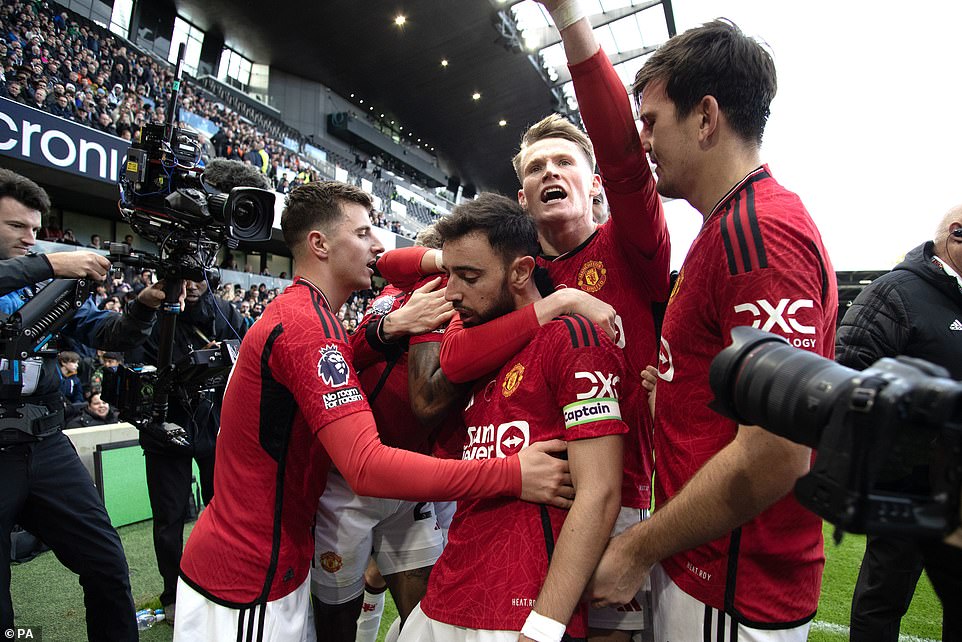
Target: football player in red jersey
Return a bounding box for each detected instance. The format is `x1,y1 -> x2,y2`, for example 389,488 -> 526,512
586,19 -> 837,642
400,193 -> 634,642
173,182 -> 574,642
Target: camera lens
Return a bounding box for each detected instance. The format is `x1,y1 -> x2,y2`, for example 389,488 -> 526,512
221,187 -> 275,242
710,327 -> 856,447
232,196 -> 256,228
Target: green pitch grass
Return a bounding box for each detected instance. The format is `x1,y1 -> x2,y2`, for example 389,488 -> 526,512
9,520 -> 944,641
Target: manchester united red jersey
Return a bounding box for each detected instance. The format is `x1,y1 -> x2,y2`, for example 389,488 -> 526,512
654,166 -> 836,625
351,279 -> 459,455
421,315 -> 632,636
536,48 -> 670,511
180,277 -> 370,605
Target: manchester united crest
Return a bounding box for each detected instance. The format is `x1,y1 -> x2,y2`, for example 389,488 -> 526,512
502,363 -> 525,397
319,551 -> 343,573
668,268 -> 684,304
577,260 -> 607,293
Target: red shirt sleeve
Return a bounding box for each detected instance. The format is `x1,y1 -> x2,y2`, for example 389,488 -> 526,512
570,48 -> 670,299
319,412 -> 521,500
376,246 -> 431,290
350,287 -> 407,371
439,305 -> 541,383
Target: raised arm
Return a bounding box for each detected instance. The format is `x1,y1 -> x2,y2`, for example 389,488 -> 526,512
540,1 -> 669,292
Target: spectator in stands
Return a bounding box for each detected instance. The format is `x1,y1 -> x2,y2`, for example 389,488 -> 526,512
49,91 -> 72,118
99,296 -> 121,311
60,228 -> 79,245
3,78 -> 25,103
26,84 -> 45,110
131,268 -> 153,294
65,393 -> 117,428
95,110 -> 116,135
87,233 -> 101,249
56,350 -> 84,406
90,283 -> 107,307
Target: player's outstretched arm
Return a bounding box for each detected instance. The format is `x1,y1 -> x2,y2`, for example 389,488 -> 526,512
318,412 -> 574,508
440,289 -> 617,383
540,0 -> 669,278
587,425 -> 810,606
523,435 -> 622,640
375,246 -> 442,290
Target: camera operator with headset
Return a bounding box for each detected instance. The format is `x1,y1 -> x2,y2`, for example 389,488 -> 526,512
837,206 -> 962,641
0,168 -> 179,641
125,159 -> 267,626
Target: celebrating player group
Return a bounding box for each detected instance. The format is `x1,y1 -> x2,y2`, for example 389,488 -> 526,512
172,2 -> 838,642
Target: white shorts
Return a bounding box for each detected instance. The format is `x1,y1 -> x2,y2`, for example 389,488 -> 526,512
587,507 -> 651,633
434,500 -> 456,546
311,470 -> 444,604
172,574 -> 314,642
650,563 -> 811,642
398,603 -> 520,642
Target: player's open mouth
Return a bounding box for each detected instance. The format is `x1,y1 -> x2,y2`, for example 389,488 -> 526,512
540,187 -> 567,203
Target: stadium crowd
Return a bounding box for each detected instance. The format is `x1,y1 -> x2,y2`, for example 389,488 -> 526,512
0,0 -> 435,238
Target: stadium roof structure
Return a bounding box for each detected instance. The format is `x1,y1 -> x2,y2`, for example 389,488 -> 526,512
171,0 -> 674,195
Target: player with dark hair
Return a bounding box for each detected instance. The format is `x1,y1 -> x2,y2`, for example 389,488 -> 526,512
586,19 -> 837,641
399,192 -> 632,642
174,182 -> 573,642
377,4 -> 669,636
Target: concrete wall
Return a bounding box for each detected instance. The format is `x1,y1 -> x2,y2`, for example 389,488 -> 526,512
64,423 -> 140,481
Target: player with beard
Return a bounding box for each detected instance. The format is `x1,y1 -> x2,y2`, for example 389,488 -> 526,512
399,193 -> 637,642
376,8 -> 667,634
174,182 -> 573,642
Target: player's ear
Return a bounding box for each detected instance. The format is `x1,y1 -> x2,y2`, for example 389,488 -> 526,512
510,255 -> 536,287
306,229 -> 329,260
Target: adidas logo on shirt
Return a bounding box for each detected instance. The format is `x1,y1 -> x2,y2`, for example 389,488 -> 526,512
951,319 -> 962,331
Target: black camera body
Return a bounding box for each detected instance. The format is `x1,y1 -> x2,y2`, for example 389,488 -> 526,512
710,326 -> 962,539
101,339 -> 240,429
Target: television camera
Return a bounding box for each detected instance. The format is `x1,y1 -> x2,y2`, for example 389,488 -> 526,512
103,44 -> 274,445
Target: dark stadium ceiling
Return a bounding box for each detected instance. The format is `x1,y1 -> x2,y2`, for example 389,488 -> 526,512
170,0 -> 574,194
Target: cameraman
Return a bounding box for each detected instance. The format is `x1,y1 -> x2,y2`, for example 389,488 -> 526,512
126,159 -> 266,625
0,169 -> 172,641
837,206 -> 962,641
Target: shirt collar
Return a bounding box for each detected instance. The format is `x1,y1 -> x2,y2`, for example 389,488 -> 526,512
932,255 -> 962,293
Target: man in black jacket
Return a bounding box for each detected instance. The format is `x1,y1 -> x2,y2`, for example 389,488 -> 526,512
837,206 -> 962,641
0,169 -> 169,641
126,158 -> 266,624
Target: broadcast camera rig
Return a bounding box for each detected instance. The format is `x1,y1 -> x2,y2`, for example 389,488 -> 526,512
100,44 -> 275,446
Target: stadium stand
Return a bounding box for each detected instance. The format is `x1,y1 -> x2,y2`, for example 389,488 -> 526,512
0,0 -> 451,240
